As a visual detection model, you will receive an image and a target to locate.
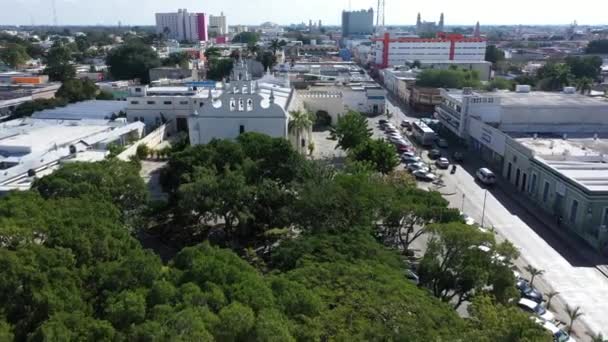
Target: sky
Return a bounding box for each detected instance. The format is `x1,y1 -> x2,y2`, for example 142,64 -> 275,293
0,0 -> 607,26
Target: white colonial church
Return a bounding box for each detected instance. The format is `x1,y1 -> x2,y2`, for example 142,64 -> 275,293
126,59 -> 311,152
188,60 -> 300,145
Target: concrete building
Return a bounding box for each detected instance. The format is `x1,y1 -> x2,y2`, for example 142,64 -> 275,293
436,88 -> 608,140
209,12 -> 228,36
0,101 -> 143,193
0,83 -> 61,119
435,88 -> 608,252
372,32 -> 487,68
155,9 -> 208,42
341,9 -> 374,38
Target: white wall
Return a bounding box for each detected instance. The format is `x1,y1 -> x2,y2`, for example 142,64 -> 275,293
468,118 -> 507,156
188,117 -> 287,145
118,124 -> 168,161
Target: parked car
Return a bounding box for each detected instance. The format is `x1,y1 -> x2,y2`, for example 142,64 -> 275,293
428,149 -> 442,160
407,162 -> 429,173
460,212 -> 476,226
401,151 -> 417,159
405,269 -> 420,285
518,298 -> 555,323
396,144 -> 415,153
435,157 -> 450,169
401,120 -> 411,129
437,139 -> 449,148
402,155 -> 422,164
413,170 -> 437,182
453,152 -> 464,162
537,321 -> 576,342
476,168 -> 497,186
379,119 -> 388,125
516,279 -> 544,303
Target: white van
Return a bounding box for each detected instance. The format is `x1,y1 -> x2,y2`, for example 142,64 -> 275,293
476,168 -> 496,186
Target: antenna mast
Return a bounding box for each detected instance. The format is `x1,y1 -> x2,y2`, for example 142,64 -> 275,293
52,0 -> 58,26
376,0 -> 385,31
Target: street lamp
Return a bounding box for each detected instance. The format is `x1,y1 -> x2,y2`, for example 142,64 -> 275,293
461,193 -> 466,212
481,190 -> 488,228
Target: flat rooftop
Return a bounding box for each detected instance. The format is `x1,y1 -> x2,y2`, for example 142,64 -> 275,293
32,100 -> 128,120
444,89 -> 608,108
514,133 -> 608,192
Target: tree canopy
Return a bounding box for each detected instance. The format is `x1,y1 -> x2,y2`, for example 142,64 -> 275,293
0,132 -> 550,341
329,111 -> 373,150
485,45 -> 505,65
586,39 -> 608,54
106,42 -> 161,83
416,68 -> 482,89
0,43 -> 30,68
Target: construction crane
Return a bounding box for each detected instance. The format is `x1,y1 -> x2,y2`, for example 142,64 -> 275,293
376,0 -> 385,32
51,0 -> 58,26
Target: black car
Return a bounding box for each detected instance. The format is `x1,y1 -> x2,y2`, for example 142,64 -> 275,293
379,119 -> 388,125
516,279 -> 543,304
428,149 -> 442,160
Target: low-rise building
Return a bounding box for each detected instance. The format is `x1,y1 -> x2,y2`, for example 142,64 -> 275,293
0,83 -> 61,119
0,100 -> 143,193
435,87 -> 608,252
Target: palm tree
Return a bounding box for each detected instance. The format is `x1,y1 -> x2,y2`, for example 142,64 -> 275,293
566,305 -> 584,334
545,290 -> 560,310
269,39 -> 281,55
246,43 -> 260,57
576,77 -> 593,95
289,110 -> 314,154
524,265 -> 544,287
587,332 -> 606,342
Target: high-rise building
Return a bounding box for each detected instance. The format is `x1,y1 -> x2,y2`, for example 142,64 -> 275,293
156,9 -> 208,42
341,8 -> 374,38
209,12 -> 228,36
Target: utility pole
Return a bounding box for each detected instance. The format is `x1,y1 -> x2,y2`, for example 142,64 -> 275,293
481,190 -> 488,227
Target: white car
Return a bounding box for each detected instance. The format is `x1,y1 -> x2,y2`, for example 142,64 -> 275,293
518,298 -> 555,323
476,168 -> 496,185
460,212 -> 476,226
413,170 -> 437,182
537,320 -> 576,342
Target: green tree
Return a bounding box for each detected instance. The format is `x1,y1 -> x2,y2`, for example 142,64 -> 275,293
104,290 -> 147,329
465,296 -> 550,342
418,223 -> 517,308
215,302 -> 255,340
576,77 -> 593,95
379,188 -> 461,252
0,43 -> 30,68
524,265 -> 544,287
416,68 -> 481,89
349,139 -> 398,174
207,58 -> 233,81
288,110 -> 314,154
56,78 -> 99,103
204,47 -> 222,59
329,111 -> 372,150
586,39 -> 608,54
566,305 -> 584,334
232,32 -> 260,45
162,51 -> 191,68
485,45 -> 505,65
257,50 -> 277,71
269,39 -> 282,55
136,144 -> 150,160
565,56 -> 603,80
485,77 -> 514,91
106,42 -> 161,83
537,63 -> 573,91
44,43 -> 76,82
545,290 -> 560,311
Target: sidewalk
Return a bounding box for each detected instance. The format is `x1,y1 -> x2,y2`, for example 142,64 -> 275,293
494,175 -> 608,273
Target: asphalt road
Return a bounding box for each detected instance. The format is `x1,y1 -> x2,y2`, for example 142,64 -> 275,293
378,96 -> 608,341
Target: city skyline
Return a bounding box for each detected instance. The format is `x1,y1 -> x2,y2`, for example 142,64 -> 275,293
1,0 -> 607,26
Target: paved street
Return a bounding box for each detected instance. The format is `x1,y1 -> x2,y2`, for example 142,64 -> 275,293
381,95 -> 608,340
